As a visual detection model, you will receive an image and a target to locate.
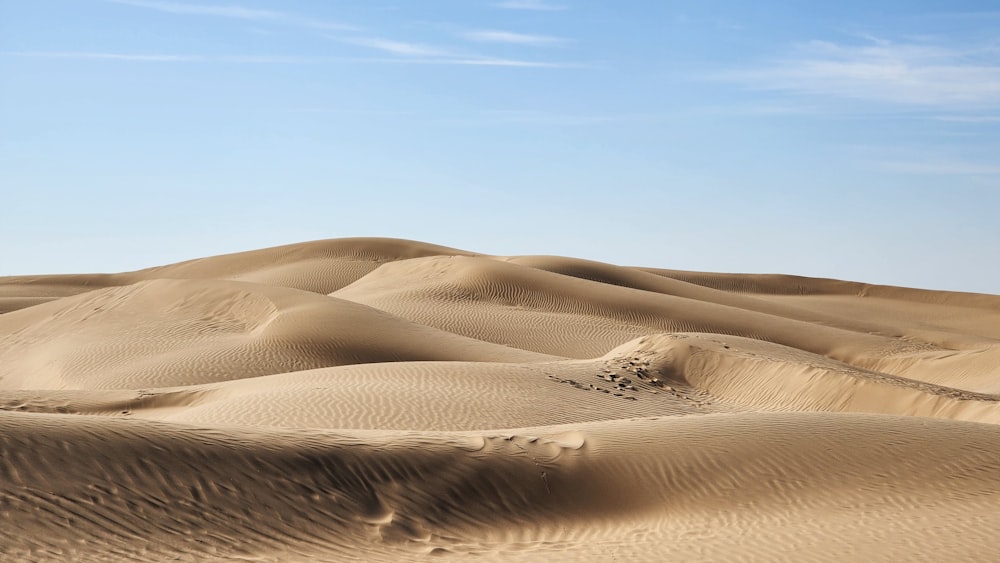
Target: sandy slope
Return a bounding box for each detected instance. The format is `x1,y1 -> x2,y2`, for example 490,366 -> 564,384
2,237 -> 999,562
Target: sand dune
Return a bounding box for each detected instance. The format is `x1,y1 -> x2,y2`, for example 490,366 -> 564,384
2,237 -> 999,561
0,238 -> 476,314
0,277 -> 548,390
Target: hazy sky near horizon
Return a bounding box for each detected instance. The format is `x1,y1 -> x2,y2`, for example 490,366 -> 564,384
2,0 -> 999,294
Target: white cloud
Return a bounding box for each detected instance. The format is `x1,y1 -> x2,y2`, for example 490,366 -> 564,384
431,57 -> 567,67
6,51 -> 577,68
109,0 -> 278,19
881,159 -> 1000,175
494,0 -> 567,11
339,37 -> 451,57
461,30 -> 567,46
108,0 -> 355,31
104,1 -> 579,67
933,115 -> 1000,123
854,144 -> 1000,177
333,34 -> 580,65
8,51 -> 202,62
713,37 -> 1000,109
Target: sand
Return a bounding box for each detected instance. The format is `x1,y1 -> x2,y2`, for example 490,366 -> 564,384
2,237 -> 999,561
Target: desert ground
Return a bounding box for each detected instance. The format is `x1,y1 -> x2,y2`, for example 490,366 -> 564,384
2,237 -> 1000,562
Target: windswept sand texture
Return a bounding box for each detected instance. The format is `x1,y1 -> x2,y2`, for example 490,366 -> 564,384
3,238 -> 1000,562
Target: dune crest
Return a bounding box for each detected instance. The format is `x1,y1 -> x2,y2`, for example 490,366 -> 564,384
2,237 -> 999,561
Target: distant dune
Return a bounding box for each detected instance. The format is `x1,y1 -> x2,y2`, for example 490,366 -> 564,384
3,237 -> 1000,561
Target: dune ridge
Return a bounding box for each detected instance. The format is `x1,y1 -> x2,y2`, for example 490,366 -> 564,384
2,237 -> 999,561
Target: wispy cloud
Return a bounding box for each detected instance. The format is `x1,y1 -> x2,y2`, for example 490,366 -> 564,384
855,145 -> 1000,177
470,110 -> 665,126
333,32 -> 579,65
108,0 -> 355,31
429,57 -> 571,67
6,51 -> 331,63
461,30 -> 567,46
50,2 -> 584,69
8,51 -> 203,62
933,115 -> 1000,123
881,159 -> 1000,175
494,0 -> 567,11
109,0 -> 278,19
339,37 -> 452,57
6,51 -> 577,68
713,37 -> 1000,109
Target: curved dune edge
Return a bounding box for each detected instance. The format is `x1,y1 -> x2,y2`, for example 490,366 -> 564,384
4,411 -> 1000,562
2,237 -> 1000,561
5,332 -> 999,430
0,277 -> 553,390
0,238 -> 475,307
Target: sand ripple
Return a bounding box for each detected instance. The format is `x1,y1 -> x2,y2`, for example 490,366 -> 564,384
2,237 -> 1000,561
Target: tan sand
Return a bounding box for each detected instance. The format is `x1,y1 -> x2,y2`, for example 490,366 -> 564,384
2,237 -> 999,561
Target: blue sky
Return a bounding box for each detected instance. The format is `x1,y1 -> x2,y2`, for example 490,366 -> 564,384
2,0 -> 999,294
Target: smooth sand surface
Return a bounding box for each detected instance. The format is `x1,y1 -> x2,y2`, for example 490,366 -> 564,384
3,237 -> 1000,561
